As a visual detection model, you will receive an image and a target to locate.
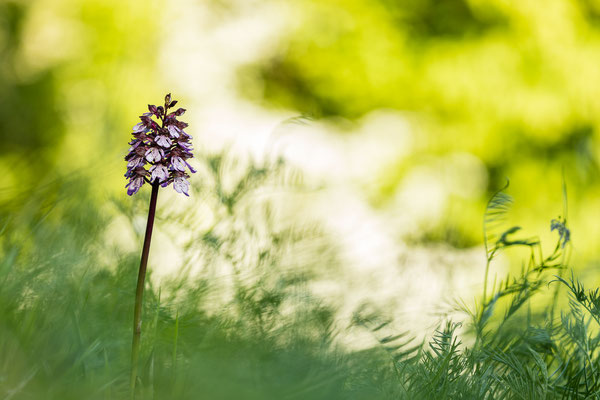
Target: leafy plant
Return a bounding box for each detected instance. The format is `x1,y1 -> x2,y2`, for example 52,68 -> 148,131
4,153 -> 600,400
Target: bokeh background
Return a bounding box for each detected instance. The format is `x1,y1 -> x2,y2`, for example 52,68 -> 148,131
1,0 -> 600,395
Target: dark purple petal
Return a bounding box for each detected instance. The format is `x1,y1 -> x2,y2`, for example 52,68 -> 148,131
138,147 -> 148,157
140,115 -> 152,126
133,166 -> 150,177
179,130 -> 192,139
178,141 -> 192,151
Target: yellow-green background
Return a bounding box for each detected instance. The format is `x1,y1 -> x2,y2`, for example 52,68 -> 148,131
2,0 -> 599,270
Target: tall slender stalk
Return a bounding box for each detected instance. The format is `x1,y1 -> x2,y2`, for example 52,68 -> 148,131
130,181 -> 160,397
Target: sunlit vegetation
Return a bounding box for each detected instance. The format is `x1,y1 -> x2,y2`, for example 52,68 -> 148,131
2,0 -> 600,398
0,152 -> 598,399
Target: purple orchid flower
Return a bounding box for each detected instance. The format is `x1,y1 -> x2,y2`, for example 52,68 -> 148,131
145,147 -> 164,163
155,135 -> 172,148
127,94 -> 196,393
173,176 -> 190,196
149,164 -> 169,183
171,156 -> 186,172
124,93 -> 195,196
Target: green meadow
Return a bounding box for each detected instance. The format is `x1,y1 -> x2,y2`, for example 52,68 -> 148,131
3,0 -> 600,398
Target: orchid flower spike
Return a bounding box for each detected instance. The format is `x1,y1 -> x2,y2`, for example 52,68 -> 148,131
124,93 -> 195,196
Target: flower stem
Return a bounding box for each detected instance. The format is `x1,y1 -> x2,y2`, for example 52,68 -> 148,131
130,180 -> 160,398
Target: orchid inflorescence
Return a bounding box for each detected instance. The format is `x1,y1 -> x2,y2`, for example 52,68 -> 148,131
125,93 -> 195,196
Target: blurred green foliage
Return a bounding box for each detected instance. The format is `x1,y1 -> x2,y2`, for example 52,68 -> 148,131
1,152 -> 600,399
2,0 -> 600,259
0,1 -> 63,185
238,0 -> 600,261
0,0 -> 164,205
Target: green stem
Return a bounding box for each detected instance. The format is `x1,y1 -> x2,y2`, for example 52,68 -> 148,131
172,310 -> 179,372
483,251 -> 494,306
130,181 -> 160,398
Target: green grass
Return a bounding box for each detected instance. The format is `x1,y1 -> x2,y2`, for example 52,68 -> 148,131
0,154 -> 597,399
